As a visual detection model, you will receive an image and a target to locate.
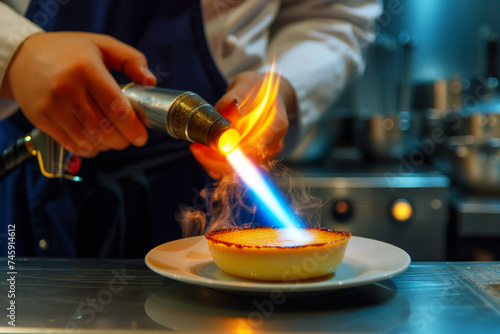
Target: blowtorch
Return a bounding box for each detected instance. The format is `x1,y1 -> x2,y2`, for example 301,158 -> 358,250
0,83 -> 239,181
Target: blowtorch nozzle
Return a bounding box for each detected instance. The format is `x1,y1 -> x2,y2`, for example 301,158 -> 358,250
122,83 -> 239,153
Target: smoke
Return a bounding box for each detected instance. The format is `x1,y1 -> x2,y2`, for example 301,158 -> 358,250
176,159 -> 323,237
269,161 -> 323,228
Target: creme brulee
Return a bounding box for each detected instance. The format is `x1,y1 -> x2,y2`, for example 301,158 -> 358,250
205,227 -> 350,281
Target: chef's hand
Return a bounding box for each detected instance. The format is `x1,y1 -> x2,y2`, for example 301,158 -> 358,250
191,71 -> 297,179
0,31 -> 157,157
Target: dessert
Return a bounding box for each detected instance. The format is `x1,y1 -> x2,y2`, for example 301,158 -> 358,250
205,226 -> 351,281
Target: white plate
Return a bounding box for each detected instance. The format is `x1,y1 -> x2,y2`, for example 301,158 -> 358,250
145,235 -> 411,294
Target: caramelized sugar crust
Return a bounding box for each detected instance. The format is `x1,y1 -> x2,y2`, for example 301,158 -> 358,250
205,226 -> 350,249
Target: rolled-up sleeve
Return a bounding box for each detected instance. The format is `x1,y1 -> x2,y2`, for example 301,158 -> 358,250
260,0 -> 382,131
0,2 -> 43,120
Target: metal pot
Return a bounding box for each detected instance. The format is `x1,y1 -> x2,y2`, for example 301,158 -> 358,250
413,77 -> 499,111
414,78 -> 476,111
353,111 -> 423,161
423,107 -> 500,141
445,110 -> 500,140
432,136 -> 500,194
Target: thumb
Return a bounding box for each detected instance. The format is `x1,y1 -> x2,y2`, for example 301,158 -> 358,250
190,143 -> 231,179
92,34 -> 157,86
214,95 -> 241,124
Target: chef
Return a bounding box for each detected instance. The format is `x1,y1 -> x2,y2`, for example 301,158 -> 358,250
0,0 -> 382,257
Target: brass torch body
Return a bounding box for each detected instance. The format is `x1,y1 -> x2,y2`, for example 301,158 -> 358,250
122,83 -> 231,151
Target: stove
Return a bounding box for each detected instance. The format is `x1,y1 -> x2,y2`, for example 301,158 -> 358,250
290,160 -> 450,261
448,189 -> 500,261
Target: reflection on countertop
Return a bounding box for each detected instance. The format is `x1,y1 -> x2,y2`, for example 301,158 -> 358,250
0,258 -> 499,333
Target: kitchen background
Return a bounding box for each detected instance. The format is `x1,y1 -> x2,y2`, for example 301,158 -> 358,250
285,0 -> 500,262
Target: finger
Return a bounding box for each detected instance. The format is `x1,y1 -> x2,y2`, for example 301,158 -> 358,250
95,142 -> 113,153
37,122 -> 81,156
79,90 -> 133,151
190,143 -> 231,179
72,90 -> 108,145
92,35 -> 157,86
86,66 -> 149,147
214,95 -> 242,124
220,72 -> 261,112
53,112 -> 98,157
214,72 -> 264,126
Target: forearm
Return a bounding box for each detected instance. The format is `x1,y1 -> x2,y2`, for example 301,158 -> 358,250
0,2 -> 43,118
0,2 -> 43,86
262,0 -> 383,132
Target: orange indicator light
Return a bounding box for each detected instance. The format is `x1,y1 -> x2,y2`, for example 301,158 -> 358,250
218,128 -> 240,155
391,199 -> 413,222
335,201 -> 349,214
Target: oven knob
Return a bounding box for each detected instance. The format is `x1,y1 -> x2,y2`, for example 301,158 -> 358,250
390,198 -> 413,223
332,200 -> 352,222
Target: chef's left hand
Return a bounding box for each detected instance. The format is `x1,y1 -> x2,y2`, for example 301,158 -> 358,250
190,71 -> 297,179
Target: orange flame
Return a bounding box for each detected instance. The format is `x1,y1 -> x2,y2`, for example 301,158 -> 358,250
199,64 -> 283,176
217,128 -> 240,155
182,63 -> 322,236
236,68 -> 281,146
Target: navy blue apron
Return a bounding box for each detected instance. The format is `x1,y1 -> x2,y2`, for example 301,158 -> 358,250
0,0 -> 227,257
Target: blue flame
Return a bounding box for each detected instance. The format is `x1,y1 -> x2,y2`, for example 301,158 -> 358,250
226,149 -> 309,242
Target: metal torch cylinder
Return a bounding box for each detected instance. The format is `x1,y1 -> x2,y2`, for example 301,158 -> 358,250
121,83 -> 231,150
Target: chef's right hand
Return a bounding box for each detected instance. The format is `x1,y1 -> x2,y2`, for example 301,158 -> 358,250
0,31 -> 157,157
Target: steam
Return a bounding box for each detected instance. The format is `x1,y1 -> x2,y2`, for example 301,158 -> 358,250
176,159 -> 323,237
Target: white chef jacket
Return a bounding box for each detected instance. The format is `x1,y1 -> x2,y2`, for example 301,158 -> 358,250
0,0 -> 382,138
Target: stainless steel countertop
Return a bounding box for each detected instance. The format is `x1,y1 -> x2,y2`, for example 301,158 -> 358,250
1,259 -> 499,333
